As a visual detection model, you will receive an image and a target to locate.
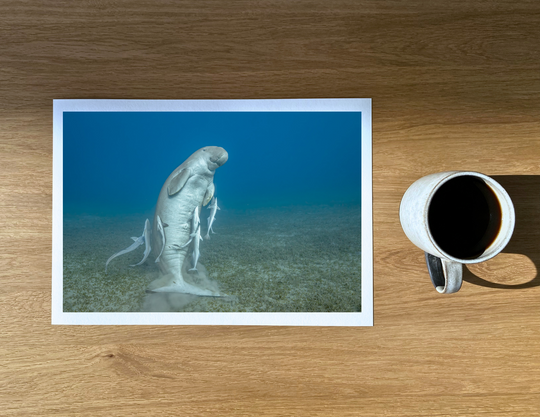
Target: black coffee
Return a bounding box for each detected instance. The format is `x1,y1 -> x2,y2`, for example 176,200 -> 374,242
428,176 -> 502,259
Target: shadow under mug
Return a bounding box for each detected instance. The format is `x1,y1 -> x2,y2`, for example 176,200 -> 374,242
399,171 -> 515,294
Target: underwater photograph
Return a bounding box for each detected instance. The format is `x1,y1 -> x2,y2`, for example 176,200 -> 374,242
62,109 -> 362,313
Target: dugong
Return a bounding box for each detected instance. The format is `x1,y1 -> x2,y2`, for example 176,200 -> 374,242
148,146 -> 228,296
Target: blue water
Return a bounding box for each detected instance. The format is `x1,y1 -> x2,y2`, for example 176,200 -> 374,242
63,112 -> 361,215
62,111 -> 362,313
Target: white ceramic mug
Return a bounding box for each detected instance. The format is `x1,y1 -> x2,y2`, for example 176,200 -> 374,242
399,171 -> 515,294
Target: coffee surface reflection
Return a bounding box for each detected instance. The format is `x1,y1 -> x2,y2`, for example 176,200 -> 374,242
428,176 -> 502,259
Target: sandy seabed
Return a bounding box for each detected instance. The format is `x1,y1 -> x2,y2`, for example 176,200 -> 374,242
63,203 -> 361,313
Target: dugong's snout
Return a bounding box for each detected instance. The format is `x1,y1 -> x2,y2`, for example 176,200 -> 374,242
210,148 -> 228,168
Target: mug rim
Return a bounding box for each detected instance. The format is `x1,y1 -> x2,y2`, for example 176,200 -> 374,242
424,171 -> 515,264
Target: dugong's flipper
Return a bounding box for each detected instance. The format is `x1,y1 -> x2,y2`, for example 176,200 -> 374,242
130,219 -> 152,267
203,182 -> 215,206
167,168 -> 192,196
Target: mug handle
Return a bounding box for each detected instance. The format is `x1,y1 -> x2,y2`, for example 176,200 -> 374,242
425,253 -> 463,294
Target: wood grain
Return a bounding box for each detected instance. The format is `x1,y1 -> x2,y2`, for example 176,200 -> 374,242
1,1 -> 540,415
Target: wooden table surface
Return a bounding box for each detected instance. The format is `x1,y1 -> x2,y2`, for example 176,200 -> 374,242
1,1 -> 539,415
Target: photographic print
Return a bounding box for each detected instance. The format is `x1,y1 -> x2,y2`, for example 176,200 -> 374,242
52,99 -> 372,325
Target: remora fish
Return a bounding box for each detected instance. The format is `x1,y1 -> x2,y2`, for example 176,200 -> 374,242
205,197 -> 220,240
130,218 -> 152,266
179,206 -> 200,248
193,205 -> 201,229
188,224 -> 203,272
174,206 -> 203,272
105,219 -> 151,272
154,215 -> 167,263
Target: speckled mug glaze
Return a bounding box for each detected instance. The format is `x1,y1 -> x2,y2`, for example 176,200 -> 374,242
399,171 -> 515,294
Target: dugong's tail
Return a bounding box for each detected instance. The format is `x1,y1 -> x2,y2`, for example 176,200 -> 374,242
147,260 -> 221,296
